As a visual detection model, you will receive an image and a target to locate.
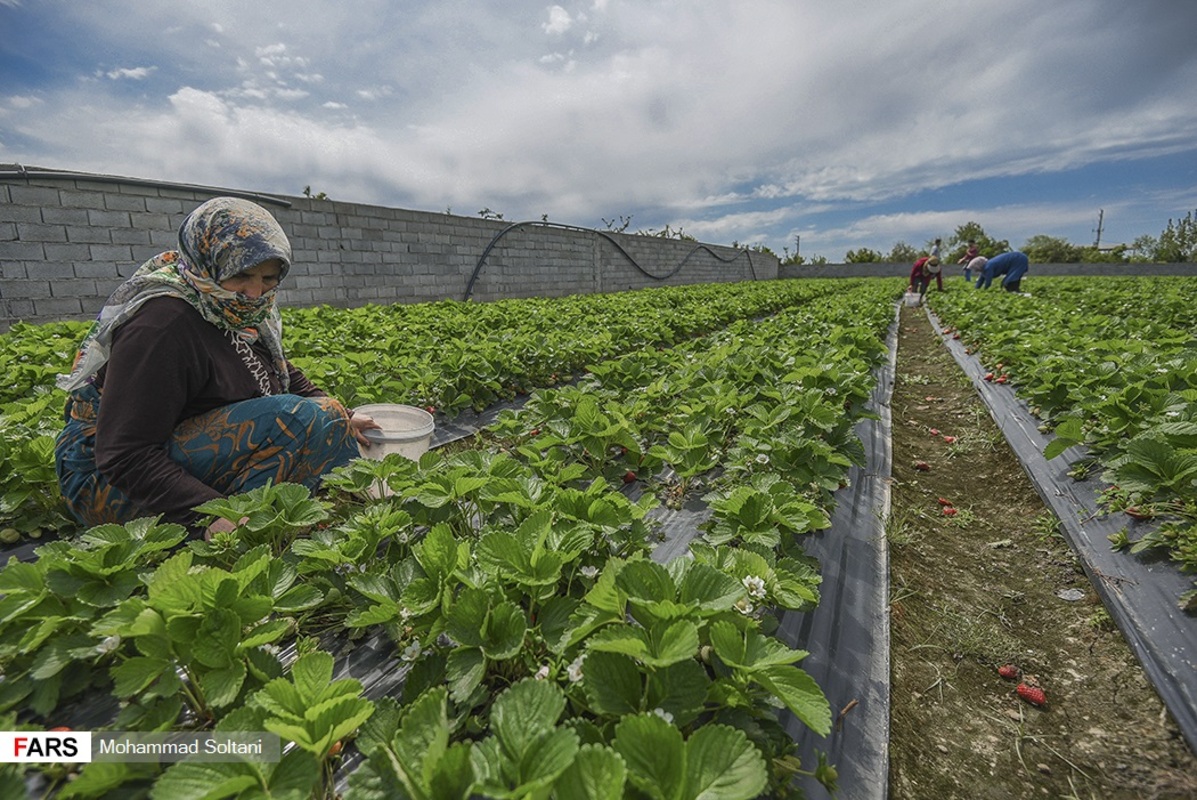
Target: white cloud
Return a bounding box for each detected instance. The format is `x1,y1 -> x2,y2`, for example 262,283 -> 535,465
543,5 -> 572,34
105,66 -> 156,80
7,95 -> 43,109
2,0 -> 1194,257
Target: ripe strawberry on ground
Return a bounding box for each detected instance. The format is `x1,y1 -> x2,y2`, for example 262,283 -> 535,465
914,461 -> 931,472
984,372 -> 995,382
996,375 -> 1009,384
929,427 -> 940,436
937,497 -> 952,506
942,435 -> 957,444
942,506 -> 958,516
1016,684 -> 1047,707
998,664 -> 1020,680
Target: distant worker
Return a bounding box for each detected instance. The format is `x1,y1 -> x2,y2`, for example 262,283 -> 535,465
957,240 -> 979,281
930,238 -> 943,261
909,256 -> 942,301
975,250 -> 1030,292
963,256 -> 988,284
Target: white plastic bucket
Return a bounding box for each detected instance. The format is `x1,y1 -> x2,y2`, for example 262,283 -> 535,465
903,291 -> 921,307
353,403 -> 435,462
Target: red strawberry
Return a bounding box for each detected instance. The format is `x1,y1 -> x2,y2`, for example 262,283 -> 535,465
914,461 -> 931,472
1016,684 -> 1046,706
998,664 -> 1020,680
942,506 -> 958,516
529,428 -> 541,436
996,375 -> 1008,384
623,471 -> 636,484
425,405 -> 437,415
937,497 -> 952,506
952,332 -> 961,340
984,372 -> 994,382
929,428 -> 941,436
942,435 -> 957,444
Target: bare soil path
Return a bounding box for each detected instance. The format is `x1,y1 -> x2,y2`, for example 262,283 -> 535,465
886,303 -> 1197,800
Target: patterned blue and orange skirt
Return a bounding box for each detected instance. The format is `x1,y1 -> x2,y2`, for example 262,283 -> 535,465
55,383 -> 359,529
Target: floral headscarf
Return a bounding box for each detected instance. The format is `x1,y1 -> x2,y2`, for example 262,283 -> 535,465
58,197 -> 293,393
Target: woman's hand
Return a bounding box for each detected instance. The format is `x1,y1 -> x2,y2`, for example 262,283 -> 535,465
349,412 -> 381,447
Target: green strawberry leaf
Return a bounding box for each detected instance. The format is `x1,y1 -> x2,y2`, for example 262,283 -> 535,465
553,743 -> 628,800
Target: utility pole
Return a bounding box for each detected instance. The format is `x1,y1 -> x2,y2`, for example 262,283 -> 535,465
1093,209 -> 1104,249
795,235 -> 800,256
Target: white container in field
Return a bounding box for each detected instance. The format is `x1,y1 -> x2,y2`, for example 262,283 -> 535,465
903,291 -> 921,307
354,403 -> 435,462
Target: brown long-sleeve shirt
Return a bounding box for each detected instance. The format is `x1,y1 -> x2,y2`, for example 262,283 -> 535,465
93,296 -> 325,525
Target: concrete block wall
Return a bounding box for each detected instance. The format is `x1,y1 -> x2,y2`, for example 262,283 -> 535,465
778,261 -> 1197,280
0,166 -> 775,330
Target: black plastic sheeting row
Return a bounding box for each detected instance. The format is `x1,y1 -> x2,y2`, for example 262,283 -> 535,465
924,306 -> 1197,757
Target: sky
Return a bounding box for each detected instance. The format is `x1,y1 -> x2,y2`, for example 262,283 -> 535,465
2,0 -> 1196,263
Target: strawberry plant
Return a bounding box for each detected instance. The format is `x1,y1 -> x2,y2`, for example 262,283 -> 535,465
701,474 -> 829,551
0,517 -> 188,718
96,547 -> 302,726
932,276 -> 1197,603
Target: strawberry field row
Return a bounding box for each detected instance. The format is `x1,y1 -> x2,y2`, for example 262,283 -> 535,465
929,276 -> 1197,608
0,279 -> 898,799
0,279 -> 857,541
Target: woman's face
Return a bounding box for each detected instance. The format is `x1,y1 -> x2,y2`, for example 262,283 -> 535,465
220,258 -> 284,298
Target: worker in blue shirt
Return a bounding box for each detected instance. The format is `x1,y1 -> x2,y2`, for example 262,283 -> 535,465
975,250 -> 1030,292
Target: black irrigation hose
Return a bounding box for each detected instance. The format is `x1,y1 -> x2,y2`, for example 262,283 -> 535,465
0,164 -> 293,208
463,220 -> 759,301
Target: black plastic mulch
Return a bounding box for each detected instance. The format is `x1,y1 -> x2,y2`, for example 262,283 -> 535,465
775,307 -> 897,800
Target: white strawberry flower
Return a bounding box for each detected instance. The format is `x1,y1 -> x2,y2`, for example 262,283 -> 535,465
567,654 -> 586,683
401,641 -> 422,662
742,575 -> 767,599
96,635 -> 122,655
735,597 -> 755,615
651,708 -> 675,724
580,565 -> 599,579
534,664 -> 551,680
755,453 -> 770,465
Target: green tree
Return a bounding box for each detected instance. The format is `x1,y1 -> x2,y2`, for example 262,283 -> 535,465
1077,246 -> 1128,264
1129,234 -> 1158,263
1022,234 -> 1083,263
886,241 -> 920,262
845,247 -> 882,263
779,246 -> 805,265
945,222 -> 1008,262
1156,210 -> 1196,262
